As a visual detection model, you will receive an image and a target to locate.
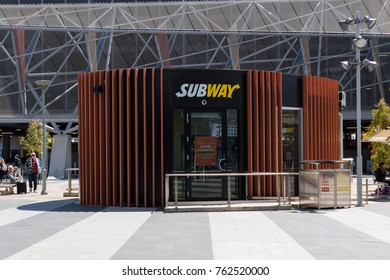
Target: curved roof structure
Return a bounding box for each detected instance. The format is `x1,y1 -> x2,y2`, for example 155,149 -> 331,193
0,1 -> 388,35
0,0 -> 389,135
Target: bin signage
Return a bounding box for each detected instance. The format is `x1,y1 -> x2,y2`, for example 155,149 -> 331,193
338,186 -> 349,192
337,173 -> 350,192
321,173 -> 330,192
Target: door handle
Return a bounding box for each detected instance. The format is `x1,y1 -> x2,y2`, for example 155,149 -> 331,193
218,158 -> 226,171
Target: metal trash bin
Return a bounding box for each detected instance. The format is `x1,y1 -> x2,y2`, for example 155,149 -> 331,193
299,160 -> 351,209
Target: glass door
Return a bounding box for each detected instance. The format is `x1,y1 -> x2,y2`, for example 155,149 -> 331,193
172,109 -> 239,201
186,111 -> 226,200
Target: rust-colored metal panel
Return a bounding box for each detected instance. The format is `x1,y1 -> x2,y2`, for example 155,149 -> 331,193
323,78 -> 328,159
134,69 -> 139,207
315,77 -> 320,160
79,68 -> 166,207
309,76 -> 314,160
126,69 -> 132,206
98,71 -> 106,206
87,72 -> 94,204
246,70 -> 253,199
253,71 -> 260,196
308,76 -> 313,160
313,77 -> 318,159
269,73 -> 279,195
105,70 -> 112,206
265,72 -> 272,195
259,71 -> 266,196
92,72 -> 98,205
112,70 -> 119,206
151,68 -> 156,208
78,74 -> 85,204
303,76 -> 340,162
118,69 -> 125,207
143,68 -> 148,207
303,76 -> 308,160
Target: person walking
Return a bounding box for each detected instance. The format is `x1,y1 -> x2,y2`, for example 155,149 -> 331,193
25,152 -> 41,193
374,161 -> 387,183
13,154 -> 22,177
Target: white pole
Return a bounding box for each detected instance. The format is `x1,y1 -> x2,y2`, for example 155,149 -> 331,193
35,80 -> 50,195
41,85 -> 47,195
355,10 -> 363,206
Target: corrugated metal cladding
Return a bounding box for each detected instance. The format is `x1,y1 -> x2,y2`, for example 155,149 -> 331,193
78,69 -> 339,207
303,76 -> 340,165
246,71 -> 283,198
78,69 -> 164,207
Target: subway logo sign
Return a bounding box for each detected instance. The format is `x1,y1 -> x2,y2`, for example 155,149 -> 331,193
175,83 -> 241,98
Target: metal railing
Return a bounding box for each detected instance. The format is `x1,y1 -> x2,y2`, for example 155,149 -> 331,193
164,172 -> 299,209
65,168 -> 79,196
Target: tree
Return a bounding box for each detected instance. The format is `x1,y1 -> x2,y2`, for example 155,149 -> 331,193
362,98 -> 390,172
19,120 -> 54,157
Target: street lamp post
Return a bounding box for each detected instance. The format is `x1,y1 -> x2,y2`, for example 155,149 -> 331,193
339,11 -> 377,206
35,79 -> 51,195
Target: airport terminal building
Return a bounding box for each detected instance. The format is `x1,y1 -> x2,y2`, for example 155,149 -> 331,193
0,1 -> 389,205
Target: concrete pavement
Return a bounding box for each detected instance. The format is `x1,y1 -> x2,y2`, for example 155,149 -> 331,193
1,176 -> 390,260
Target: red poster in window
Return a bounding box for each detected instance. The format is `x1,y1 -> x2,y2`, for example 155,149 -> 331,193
195,136 -> 217,166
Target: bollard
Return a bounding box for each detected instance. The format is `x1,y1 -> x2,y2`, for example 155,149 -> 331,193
366,178 -> 368,204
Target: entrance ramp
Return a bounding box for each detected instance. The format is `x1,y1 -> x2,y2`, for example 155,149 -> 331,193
164,199 -> 294,213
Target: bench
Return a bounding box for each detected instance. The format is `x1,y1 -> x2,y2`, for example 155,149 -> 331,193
0,184 -> 16,195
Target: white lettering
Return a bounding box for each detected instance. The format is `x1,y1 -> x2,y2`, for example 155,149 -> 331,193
176,83 -> 189,97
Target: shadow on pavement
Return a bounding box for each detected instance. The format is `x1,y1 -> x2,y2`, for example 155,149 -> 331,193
367,195 -> 390,203
17,199 -> 159,213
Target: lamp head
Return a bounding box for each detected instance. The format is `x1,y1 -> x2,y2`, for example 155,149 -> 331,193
353,36 -> 368,49
362,59 -> 377,72
340,61 -> 350,71
363,15 -> 377,29
338,17 -> 353,31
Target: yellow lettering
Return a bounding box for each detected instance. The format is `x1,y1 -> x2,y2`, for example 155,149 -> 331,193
217,85 -> 227,97
207,84 -> 221,97
227,84 -> 240,98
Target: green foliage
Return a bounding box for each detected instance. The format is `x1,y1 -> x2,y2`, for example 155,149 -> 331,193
363,99 -> 390,172
19,120 -> 54,157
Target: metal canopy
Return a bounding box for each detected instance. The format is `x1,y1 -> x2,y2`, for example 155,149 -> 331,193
0,0 -> 390,135
0,1 -> 388,35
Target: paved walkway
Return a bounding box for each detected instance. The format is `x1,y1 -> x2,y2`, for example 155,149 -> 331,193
1,176 -> 390,260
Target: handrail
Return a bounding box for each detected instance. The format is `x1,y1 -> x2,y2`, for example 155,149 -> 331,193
164,172 -> 299,209
299,160 -> 352,171
65,168 -> 79,196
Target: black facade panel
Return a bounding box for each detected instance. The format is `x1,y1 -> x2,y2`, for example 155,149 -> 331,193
282,74 -> 302,108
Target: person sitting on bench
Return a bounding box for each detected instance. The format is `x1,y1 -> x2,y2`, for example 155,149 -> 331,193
7,165 -> 23,184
